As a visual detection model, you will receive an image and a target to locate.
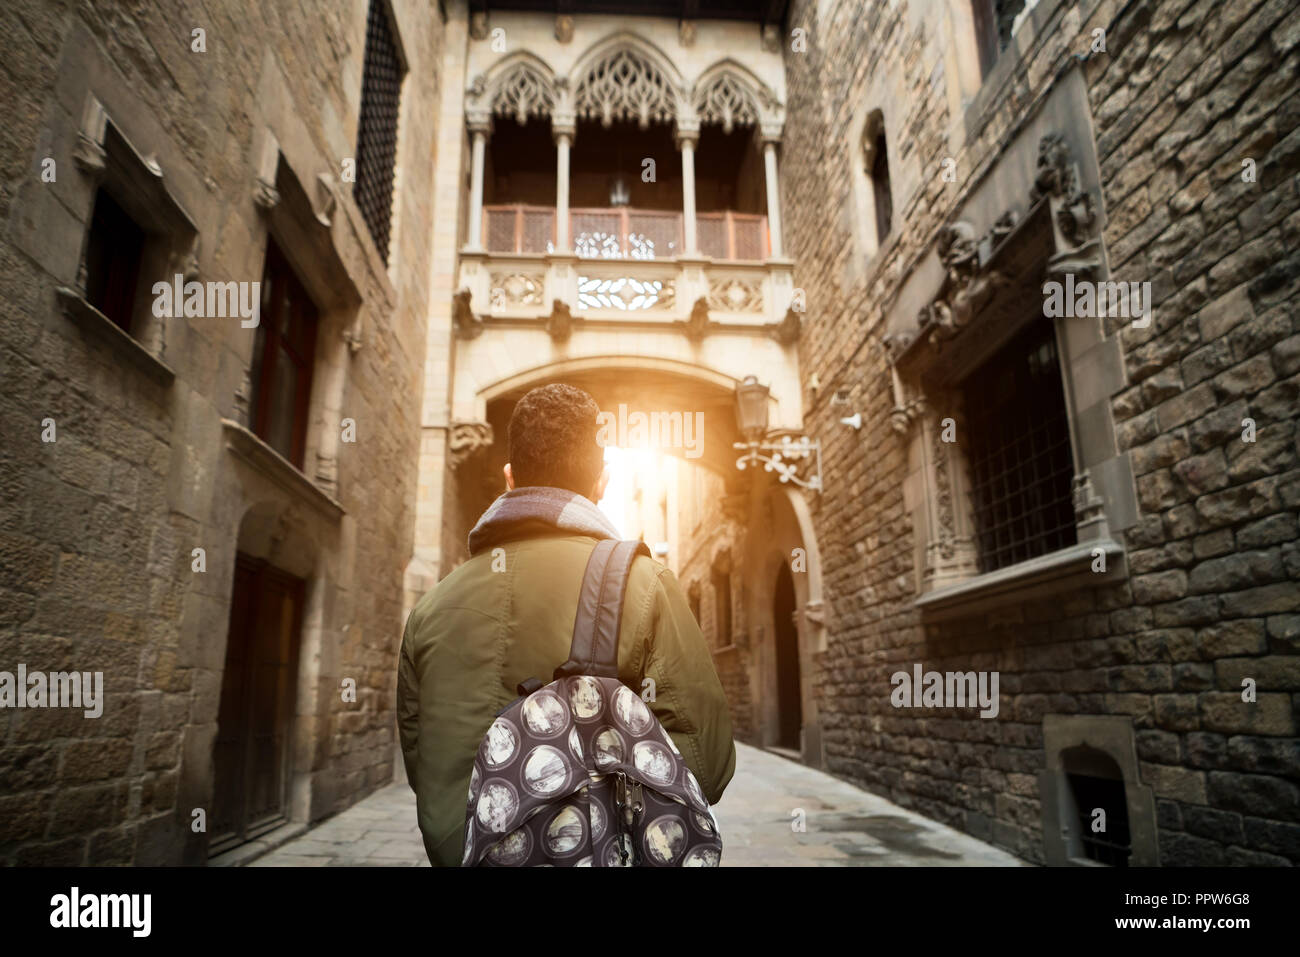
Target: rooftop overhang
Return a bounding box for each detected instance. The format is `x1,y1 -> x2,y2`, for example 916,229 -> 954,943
466,0 -> 790,26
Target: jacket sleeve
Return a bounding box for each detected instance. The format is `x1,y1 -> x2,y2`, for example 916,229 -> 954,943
396,629 -> 421,791
641,566 -> 736,805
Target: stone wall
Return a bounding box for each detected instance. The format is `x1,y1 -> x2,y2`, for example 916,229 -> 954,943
0,0 -> 443,864
780,0 -> 1299,864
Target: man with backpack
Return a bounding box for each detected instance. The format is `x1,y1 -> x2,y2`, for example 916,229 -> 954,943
397,383 -> 736,866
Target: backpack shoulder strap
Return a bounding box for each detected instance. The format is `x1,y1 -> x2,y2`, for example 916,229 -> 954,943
554,539 -> 650,681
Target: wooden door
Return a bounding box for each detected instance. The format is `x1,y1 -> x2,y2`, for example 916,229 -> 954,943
211,554 -> 304,854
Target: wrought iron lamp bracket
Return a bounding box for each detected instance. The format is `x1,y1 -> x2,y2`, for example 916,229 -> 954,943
733,432 -> 822,492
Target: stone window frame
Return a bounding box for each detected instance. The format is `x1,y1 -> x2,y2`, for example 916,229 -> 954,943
55,92 -> 200,384
885,132 -> 1136,618
1039,714 -> 1159,866
853,108 -> 894,262
248,129 -> 364,504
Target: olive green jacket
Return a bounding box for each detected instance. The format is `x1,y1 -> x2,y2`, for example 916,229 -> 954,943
397,533 -> 736,866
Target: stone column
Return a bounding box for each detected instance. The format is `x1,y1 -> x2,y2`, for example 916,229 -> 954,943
761,134 -> 783,258
554,122 -> 573,252
677,126 -> 699,255
466,114 -> 491,250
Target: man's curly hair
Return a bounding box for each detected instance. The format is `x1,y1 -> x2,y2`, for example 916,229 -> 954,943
507,384 -> 604,495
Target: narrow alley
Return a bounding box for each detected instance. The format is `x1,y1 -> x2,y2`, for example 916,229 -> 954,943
248,744 -> 1024,867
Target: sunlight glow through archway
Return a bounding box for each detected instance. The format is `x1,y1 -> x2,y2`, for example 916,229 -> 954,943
597,445 -> 663,538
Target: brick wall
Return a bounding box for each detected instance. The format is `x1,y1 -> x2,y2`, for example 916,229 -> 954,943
780,0 -> 1299,864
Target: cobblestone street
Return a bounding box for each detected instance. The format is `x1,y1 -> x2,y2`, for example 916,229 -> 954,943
252,744 -> 1024,867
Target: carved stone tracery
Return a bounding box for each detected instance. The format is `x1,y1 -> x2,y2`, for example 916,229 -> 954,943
694,72 -> 758,134
490,63 -> 556,125
574,47 -> 676,128
464,39 -> 783,137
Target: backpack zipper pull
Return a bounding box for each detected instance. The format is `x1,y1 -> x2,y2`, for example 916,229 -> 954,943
625,779 -> 644,827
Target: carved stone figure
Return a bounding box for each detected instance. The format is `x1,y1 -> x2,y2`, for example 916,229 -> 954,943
453,288 -> 484,340
448,422 -> 494,470
684,297 -> 710,341
546,299 -> 573,342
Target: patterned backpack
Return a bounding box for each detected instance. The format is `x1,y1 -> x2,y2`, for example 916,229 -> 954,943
463,539 -> 723,867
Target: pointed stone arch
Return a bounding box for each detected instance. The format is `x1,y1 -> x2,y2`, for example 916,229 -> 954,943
568,33 -> 684,129
692,59 -> 777,134
469,52 -> 558,125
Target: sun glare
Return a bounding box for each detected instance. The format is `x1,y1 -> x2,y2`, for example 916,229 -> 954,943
597,445 -> 663,537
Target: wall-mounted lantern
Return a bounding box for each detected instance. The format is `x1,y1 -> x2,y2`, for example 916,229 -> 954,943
732,375 -> 822,491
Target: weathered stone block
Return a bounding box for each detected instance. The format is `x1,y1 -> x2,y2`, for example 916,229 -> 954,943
1200,691 -> 1295,735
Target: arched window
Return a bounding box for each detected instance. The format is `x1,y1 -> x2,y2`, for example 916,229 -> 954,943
862,111 -> 892,251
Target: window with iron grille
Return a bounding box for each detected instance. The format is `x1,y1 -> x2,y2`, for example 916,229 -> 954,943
250,240 -> 319,469
961,319 -> 1076,573
1067,772 -> 1132,867
355,1 -> 405,264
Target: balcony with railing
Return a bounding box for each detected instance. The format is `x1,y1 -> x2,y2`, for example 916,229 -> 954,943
482,205 -> 769,261
464,202 -> 786,323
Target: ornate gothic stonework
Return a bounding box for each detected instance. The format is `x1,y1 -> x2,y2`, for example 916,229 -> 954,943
464,37 -> 785,144
490,62 -> 556,125
695,72 -> 758,133
574,47 -> 676,128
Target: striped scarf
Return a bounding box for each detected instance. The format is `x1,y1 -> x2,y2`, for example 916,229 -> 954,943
467,486 -> 621,556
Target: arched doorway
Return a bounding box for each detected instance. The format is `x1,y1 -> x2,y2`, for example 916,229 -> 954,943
210,502 -> 319,856
773,560 -> 802,751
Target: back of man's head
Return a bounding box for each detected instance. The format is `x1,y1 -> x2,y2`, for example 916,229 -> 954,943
507,384 -> 604,496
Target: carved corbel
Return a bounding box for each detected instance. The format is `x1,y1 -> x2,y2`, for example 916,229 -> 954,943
253,130 -> 280,212
452,288 -> 484,340
167,235 -> 201,283
343,317 -> 364,355
314,172 -> 338,227
684,297 -> 710,341
448,421 -> 494,470
803,600 -> 824,627
882,332 -> 926,435
770,306 -> 801,346
73,95 -> 108,177
546,299 -> 573,342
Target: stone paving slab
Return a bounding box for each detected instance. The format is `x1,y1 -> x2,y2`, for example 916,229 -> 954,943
252,743 -> 1024,867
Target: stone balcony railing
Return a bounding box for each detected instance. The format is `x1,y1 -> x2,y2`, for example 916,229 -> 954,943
459,204 -> 795,326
